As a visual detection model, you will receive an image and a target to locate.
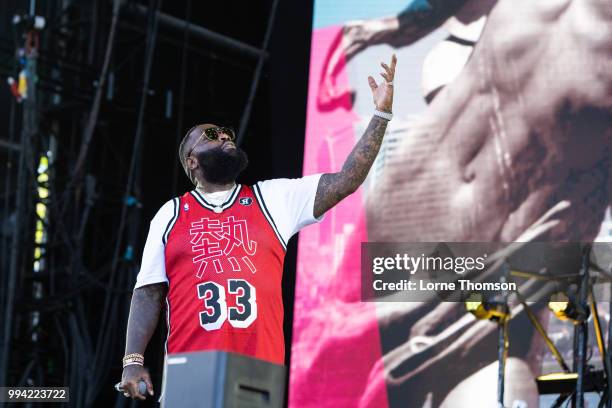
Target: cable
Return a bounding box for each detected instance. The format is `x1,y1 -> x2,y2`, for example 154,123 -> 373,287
88,0 -> 162,403
171,0 -> 191,196
63,0 -> 121,200
108,0 -> 162,274
0,97 -> 17,334
236,0 -> 280,145
0,27 -> 39,389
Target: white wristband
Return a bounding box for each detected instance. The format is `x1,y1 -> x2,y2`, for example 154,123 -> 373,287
123,361 -> 144,368
374,109 -> 393,121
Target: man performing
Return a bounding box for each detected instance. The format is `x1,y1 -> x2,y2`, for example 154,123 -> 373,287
296,0 -> 611,406
118,55 -> 398,401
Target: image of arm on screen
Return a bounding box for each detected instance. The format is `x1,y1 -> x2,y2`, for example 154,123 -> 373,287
318,0 -> 467,107
314,54 -> 397,218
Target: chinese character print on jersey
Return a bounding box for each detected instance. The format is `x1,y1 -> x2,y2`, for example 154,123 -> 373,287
163,184 -> 287,364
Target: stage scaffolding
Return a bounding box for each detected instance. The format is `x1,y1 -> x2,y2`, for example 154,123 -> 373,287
0,0 -> 278,405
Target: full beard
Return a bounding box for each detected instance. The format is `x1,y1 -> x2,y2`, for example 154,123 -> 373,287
195,144 -> 249,185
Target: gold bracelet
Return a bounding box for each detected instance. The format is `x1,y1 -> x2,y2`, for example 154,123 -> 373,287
122,353 -> 144,366
123,357 -> 144,364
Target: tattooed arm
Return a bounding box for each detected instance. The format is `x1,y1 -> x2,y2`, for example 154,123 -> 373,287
120,283 -> 167,400
314,55 -> 397,218
314,117 -> 389,218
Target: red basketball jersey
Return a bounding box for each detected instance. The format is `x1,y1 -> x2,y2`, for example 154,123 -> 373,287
163,185 -> 287,364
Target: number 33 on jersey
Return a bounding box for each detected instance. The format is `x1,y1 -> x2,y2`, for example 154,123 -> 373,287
163,185 -> 287,364
197,279 -> 256,330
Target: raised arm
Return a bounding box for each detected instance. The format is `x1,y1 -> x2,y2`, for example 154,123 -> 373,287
120,282 -> 167,400
345,0 -> 468,57
314,55 -> 396,218
318,0 -> 467,108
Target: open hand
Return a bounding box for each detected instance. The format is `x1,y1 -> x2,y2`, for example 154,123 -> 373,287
368,54 -> 397,113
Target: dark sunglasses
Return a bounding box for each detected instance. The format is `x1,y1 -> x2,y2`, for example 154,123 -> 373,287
186,127 -> 236,157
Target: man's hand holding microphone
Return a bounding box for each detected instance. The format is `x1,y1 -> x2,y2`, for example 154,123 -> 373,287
116,353 -> 154,400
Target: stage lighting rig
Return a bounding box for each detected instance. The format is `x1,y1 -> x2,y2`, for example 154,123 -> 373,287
465,293 -> 510,322
548,291 -> 589,323
12,14 -> 45,31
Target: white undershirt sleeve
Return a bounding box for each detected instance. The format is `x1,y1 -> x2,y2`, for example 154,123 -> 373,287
134,199 -> 175,289
255,174 -> 325,245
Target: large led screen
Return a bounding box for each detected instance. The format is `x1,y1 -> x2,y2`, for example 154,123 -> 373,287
291,1 -> 612,407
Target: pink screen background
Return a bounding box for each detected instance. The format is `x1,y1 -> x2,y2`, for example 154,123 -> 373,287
288,27 -> 388,408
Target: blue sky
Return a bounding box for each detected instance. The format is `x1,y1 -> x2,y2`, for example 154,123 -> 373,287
313,0 -> 418,29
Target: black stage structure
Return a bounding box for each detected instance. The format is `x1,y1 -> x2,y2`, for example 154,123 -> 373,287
0,0 -> 313,406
